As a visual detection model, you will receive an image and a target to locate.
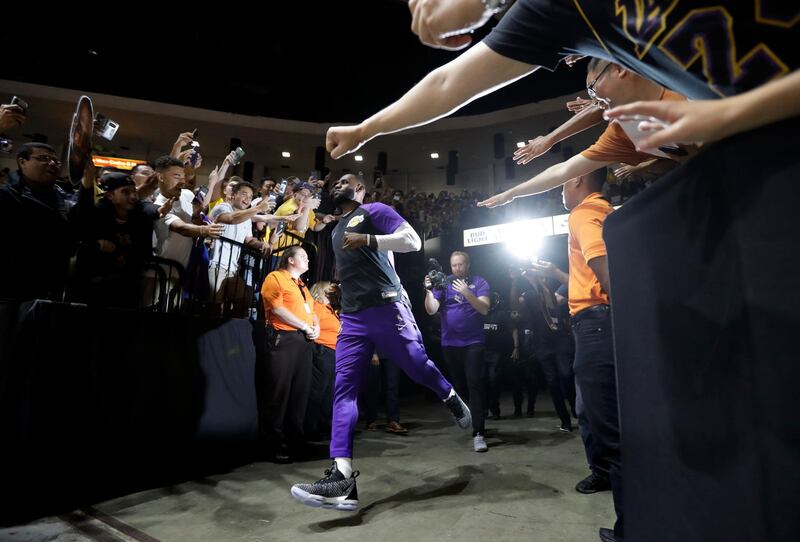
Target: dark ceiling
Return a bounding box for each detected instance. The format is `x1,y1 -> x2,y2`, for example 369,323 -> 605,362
1,2 -> 586,123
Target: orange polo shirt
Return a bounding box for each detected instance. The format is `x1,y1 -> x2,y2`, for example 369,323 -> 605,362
313,300 -> 341,350
568,192 -> 613,316
581,89 -> 686,165
261,269 -> 314,331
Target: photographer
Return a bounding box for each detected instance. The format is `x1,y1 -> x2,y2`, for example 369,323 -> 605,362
424,251 -> 491,452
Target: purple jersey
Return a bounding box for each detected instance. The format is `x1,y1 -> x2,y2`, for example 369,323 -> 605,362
434,275 -> 491,347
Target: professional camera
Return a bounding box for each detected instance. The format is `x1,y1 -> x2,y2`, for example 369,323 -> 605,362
425,258 -> 448,290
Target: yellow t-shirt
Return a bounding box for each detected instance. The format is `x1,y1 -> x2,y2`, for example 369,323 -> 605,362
272,198 -> 316,248
208,197 -> 225,212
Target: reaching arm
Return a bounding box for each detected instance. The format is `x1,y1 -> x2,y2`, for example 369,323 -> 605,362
168,218 -> 223,239
215,200 -> 272,225
479,154 -> 612,208
528,260 -> 569,286
326,43 -> 537,159
204,152 -> 236,207
514,105 -> 605,165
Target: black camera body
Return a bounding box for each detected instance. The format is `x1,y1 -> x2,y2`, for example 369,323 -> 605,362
426,258 -> 448,290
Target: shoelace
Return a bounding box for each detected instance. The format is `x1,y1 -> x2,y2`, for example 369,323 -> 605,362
316,466 -> 360,484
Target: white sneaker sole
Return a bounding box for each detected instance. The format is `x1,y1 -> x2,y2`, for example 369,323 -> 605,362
290,486 -> 359,512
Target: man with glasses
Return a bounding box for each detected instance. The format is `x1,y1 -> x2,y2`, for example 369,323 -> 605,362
0,143 -> 75,301
477,59 -> 688,209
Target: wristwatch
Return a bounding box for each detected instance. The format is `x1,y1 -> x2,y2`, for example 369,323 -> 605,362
482,0 -> 507,15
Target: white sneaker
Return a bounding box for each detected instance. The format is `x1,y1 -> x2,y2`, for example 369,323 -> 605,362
473,434 -> 488,453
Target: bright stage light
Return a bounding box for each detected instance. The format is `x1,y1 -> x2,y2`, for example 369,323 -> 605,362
504,221 -> 544,261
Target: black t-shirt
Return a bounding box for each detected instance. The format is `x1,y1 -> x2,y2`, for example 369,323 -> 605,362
483,0 -> 797,99
332,202 -> 407,313
484,306 -> 513,352
76,186 -> 159,277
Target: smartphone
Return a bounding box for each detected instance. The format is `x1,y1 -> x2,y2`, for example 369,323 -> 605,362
10,96 -> 28,115
615,115 -> 681,159
94,114 -> 119,140
231,146 -> 245,165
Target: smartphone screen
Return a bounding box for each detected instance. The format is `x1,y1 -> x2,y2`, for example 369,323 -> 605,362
616,118 -> 676,159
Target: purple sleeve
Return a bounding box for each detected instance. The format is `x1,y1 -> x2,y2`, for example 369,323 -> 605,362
433,287 -> 444,302
362,203 -> 406,235
475,276 -> 491,298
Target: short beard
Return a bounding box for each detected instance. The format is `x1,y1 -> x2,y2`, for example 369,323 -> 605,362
333,187 -> 356,206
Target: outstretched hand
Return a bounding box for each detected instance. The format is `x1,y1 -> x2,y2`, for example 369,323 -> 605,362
604,99 -> 732,148
513,135 -> 552,165
477,191 -> 514,208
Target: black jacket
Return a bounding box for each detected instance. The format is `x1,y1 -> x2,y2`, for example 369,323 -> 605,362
0,171 -> 76,301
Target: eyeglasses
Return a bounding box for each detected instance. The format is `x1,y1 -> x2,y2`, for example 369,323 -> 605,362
30,155 -> 63,167
586,62 -> 612,106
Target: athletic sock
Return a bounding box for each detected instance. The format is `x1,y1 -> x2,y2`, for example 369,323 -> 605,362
334,457 -> 353,478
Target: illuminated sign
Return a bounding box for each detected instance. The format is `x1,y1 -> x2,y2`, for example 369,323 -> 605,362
92,155 -> 147,171
464,216 -> 555,248
463,208 -> 619,247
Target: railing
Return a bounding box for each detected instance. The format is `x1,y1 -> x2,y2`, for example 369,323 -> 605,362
26,231 -> 320,320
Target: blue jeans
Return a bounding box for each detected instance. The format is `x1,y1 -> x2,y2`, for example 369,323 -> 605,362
572,305 -> 623,536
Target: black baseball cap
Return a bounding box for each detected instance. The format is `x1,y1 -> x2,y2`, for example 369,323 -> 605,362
100,172 -> 135,192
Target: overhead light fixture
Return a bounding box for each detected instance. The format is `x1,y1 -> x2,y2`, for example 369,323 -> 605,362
354,155 -> 364,162
516,141 -> 526,149
430,152 -> 439,159
281,151 -> 291,158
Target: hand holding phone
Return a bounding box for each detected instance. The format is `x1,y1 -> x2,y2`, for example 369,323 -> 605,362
10,96 -> 28,115
615,115 -> 685,158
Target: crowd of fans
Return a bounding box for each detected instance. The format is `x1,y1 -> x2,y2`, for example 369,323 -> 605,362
0,100 -> 592,313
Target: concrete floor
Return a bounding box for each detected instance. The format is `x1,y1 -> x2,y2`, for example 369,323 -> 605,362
0,396 -> 614,542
